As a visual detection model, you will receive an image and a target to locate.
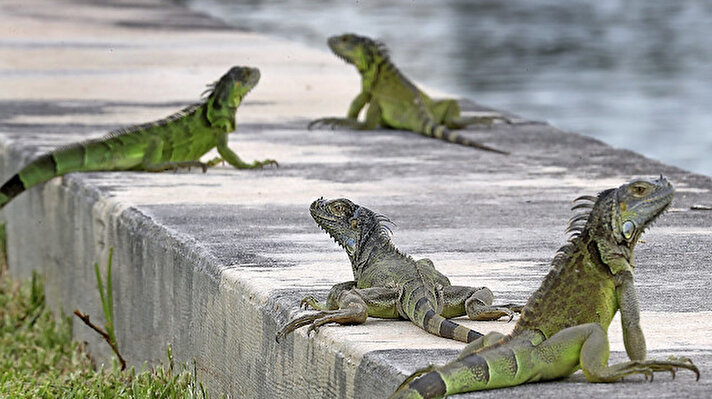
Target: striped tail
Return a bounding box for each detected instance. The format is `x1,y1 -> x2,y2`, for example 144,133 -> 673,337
421,308 -> 482,343
400,281 -> 483,343
421,122 -> 509,155
0,142 -> 110,209
390,353 -> 496,399
0,153 -> 59,209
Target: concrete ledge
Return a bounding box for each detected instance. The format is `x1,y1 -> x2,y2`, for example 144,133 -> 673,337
2,0 -> 711,398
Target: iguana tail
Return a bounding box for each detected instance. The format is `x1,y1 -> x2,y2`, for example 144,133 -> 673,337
389,351 -> 516,399
422,122 -> 509,155
0,153 -> 58,209
0,142 -> 120,209
400,279 -> 483,343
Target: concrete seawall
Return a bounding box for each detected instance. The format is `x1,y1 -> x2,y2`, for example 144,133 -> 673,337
1,0 -> 711,397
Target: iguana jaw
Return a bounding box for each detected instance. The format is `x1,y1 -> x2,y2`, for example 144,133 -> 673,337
615,175 -> 674,246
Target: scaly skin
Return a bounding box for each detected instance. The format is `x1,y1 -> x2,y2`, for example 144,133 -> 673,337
309,33 -> 510,155
0,66 -> 277,209
276,198 -> 521,344
391,176 -> 699,398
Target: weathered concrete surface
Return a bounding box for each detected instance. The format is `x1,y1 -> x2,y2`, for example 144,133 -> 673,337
1,0 -> 711,398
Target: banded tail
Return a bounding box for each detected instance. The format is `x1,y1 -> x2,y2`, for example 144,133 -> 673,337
400,279 -> 483,343
0,142 -> 120,209
422,122 -> 509,155
391,351 -> 511,399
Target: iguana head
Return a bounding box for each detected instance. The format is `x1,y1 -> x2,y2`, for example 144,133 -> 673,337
206,66 -> 260,129
611,176 -> 674,245
571,176 -> 674,272
310,197 -> 390,259
327,34 -> 386,72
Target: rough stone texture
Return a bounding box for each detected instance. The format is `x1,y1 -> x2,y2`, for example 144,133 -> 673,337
1,0 -> 711,398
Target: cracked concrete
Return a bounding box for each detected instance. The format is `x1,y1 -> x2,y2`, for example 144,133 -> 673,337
1,0 -> 711,397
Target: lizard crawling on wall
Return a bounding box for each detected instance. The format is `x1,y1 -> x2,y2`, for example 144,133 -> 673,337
276,198 -> 521,344
309,33 -> 510,155
390,176 -> 699,398
0,66 -> 276,209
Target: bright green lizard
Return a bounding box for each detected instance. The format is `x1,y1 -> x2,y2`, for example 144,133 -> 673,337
309,33 -> 510,155
390,176 -> 699,398
0,66 -> 276,209
276,197 -> 521,344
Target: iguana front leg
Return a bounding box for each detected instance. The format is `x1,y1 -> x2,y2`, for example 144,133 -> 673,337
141,137 -> 209,172
441,285 -> 522,321
347,91 -> 371,119
216,132 -> 278,169
616,271 -> 646,361
432,99 -> 511,128
275,286 -> 399,342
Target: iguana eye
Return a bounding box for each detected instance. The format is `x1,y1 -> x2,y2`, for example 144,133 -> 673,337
330,202 -> 347,216
622,220 -> 635,240
631,184 -> 648,196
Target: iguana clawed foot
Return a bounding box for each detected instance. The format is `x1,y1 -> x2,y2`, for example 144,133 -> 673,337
206,156 -> 278,169
308,117 -> 365,131
468,306 -> 517,322
300,295 -> 323,310
252,158 -> 279,169
206,157 -> 225,168
147,160 -> 210,173
465,293 -> 523,322
275,305 -> 367,343
609,357 -> 699,382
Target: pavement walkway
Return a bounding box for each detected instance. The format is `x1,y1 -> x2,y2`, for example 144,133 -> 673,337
1,0 -> 710,397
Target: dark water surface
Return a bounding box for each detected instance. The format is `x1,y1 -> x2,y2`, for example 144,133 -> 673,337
180,0 -> 712,177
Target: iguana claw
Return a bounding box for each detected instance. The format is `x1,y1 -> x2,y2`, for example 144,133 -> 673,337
300,295 -> 321,310
254,159 -> 279,168
308,118 -> 342,130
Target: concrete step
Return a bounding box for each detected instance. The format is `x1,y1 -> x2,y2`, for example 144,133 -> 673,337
1,0 -> 711,397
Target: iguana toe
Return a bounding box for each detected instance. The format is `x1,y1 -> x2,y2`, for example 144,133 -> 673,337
300,295 -> 321,310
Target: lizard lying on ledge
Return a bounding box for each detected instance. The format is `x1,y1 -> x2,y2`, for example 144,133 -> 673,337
276,197 -> 521,343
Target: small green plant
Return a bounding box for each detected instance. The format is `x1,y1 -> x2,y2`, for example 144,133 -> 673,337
74,247 -> 126,369
0,264 -> 212,398
0,222 -> 7,276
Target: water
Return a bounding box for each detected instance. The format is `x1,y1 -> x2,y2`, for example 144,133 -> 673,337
180,0 -> 712,177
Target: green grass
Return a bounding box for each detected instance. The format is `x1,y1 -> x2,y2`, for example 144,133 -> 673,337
0,272 -> 210,398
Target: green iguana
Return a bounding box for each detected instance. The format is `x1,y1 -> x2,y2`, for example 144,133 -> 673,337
276,198 -> 521,344
0,66 -> 276,209
309,33 -> 510,155
391,176 -> 699,399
